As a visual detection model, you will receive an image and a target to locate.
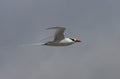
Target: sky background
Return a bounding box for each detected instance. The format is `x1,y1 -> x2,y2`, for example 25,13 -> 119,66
0,0 -> 120,79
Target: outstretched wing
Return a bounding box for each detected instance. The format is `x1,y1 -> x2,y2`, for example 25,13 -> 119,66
46,26 -> 66,41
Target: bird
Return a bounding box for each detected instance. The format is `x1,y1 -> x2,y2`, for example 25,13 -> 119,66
20,26 -> 81,47
42,26 -> 81,46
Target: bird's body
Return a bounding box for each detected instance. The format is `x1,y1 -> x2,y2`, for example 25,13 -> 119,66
43,38 -> 75,46
42,26 -> 81,46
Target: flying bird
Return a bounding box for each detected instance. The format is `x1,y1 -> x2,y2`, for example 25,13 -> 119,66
42,26 -> 81,46
20,26 -> 81,47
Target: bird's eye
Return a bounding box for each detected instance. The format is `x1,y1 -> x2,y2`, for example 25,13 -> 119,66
72,39 -> 74,41
70,38 -> 75,41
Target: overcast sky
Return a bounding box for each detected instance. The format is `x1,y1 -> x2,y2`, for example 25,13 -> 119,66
0,0 -> 120,79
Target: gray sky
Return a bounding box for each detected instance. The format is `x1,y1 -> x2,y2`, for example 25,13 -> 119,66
0,0 -> 119,79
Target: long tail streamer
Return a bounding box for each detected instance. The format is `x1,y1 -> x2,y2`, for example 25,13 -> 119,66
19,36 -> 53,47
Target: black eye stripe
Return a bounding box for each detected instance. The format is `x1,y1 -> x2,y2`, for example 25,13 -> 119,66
70,38 -> 74,41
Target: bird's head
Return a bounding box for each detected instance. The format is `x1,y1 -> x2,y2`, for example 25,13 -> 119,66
70,38 -> 81,43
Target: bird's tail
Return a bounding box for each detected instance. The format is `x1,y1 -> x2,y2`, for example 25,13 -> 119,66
19,42 -> 44,47
19,36 -> 53,47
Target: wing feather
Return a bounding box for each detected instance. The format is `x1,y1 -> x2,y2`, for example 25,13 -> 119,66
46,26 -> 66,41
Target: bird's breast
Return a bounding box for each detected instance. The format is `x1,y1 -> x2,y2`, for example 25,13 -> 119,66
59,38 -> 74,44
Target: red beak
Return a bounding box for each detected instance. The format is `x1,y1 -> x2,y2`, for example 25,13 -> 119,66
74,39 -> 81,42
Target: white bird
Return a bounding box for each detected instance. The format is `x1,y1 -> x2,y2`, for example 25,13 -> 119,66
42,26 -> 81,46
